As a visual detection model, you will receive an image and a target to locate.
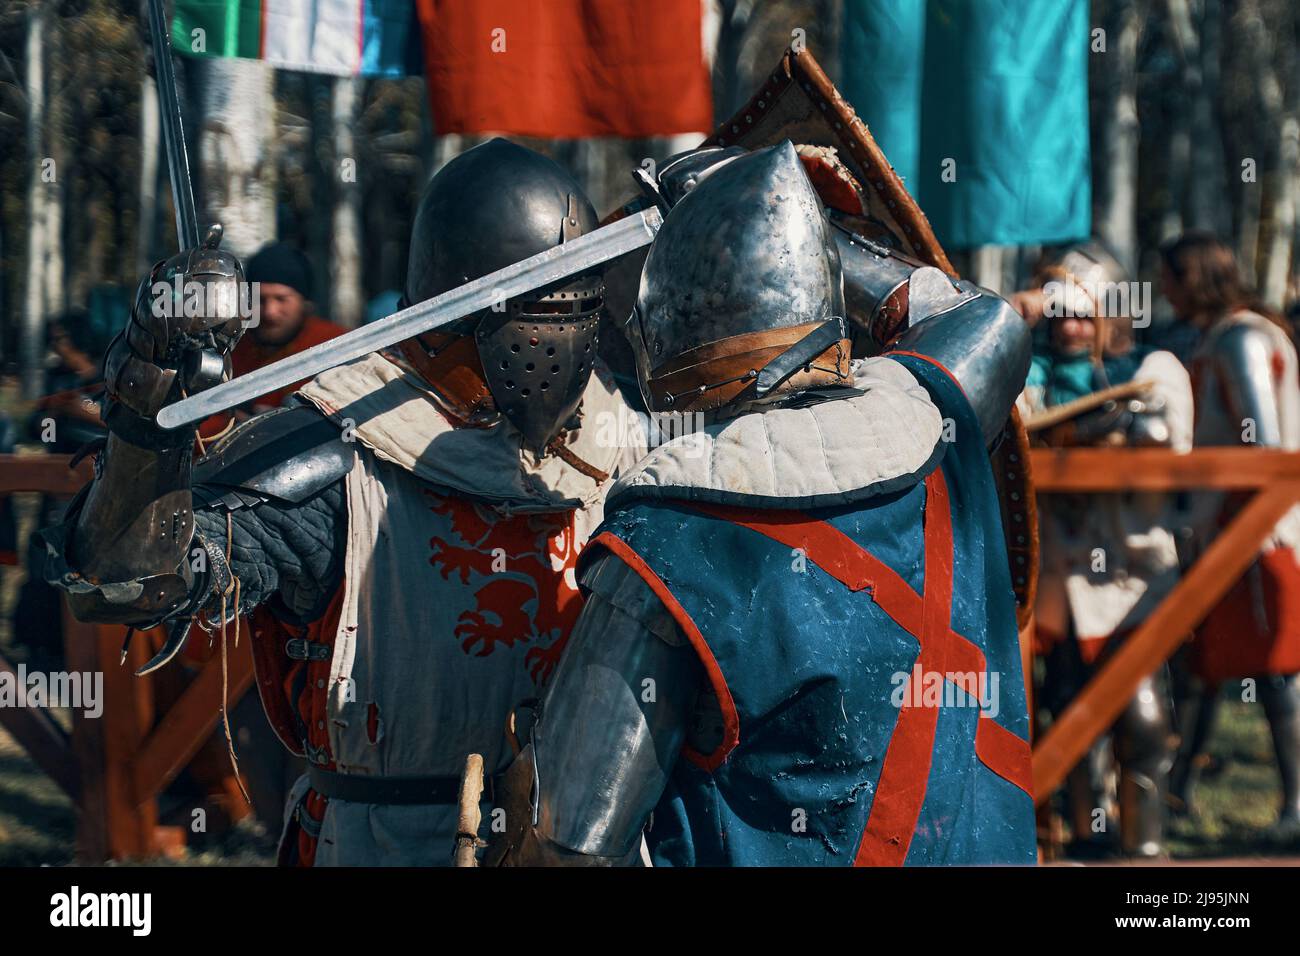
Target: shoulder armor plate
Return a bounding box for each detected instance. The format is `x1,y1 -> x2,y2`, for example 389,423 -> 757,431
193,404 -> 354,509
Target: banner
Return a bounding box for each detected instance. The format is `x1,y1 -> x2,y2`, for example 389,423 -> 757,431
841,0 -> 1091,248
413,0 -> 712,138
172,0 -> 416,77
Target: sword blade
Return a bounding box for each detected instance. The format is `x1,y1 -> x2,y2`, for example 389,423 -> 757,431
147,0 -> 200,250
156,207 -> 664,430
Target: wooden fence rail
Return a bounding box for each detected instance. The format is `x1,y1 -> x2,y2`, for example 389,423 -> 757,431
6,447 -> 1299,855
1,453 -> 252,860
1027,447 -> 1300,804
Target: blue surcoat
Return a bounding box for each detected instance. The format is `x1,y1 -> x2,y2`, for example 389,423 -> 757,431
582,354 -> 1036,866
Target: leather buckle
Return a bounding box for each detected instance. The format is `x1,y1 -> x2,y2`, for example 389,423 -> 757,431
285,637 -> 331,662
294,801 -> 323,838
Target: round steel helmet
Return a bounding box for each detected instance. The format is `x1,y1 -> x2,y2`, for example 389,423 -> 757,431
1038,240 -> 1129,292
402,138 -> 604,452
632,140 -> 849,415
1036,239 -> 1135,356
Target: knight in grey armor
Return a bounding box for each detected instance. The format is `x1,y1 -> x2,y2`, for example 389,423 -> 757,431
43,138 -> 642,866
484,141 -> 1035,866
1160,232 -> 1300,836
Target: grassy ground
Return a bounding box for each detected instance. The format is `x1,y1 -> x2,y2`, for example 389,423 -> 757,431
0,723 -> 76,867
0,472 -> 275,866
0,697 -> 1294,865
1166,696 -> 1300,859
0,720 -> 277,867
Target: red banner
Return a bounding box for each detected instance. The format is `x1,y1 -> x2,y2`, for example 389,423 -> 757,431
414,0 -> 712,138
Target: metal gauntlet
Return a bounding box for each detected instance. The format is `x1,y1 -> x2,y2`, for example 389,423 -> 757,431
55,226 -> 246,626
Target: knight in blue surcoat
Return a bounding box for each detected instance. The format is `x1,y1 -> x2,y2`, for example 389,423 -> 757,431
485,141 -> 1037,866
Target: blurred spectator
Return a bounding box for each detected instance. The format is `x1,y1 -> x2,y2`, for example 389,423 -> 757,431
10,297 -> 122,667
1163,232 -> 1300,837
197,243 -> 346,446
1018,242 -> 1192,858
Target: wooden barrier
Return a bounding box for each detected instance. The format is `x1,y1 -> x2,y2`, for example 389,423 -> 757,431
0,453 -> 253,860
1027,447 -> 1300,804
9,446 -> 1299,850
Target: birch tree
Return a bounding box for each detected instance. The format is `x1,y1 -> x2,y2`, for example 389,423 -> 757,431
330,77 -> 362,328
193,56 -> 275,259
136,69 -> 159,276
1251,0 -> 1299,307
41,22 -> 62,323
1093,0 -> 1145,274
20,0 -> 48,399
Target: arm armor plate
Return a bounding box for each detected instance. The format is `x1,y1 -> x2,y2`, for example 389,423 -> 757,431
1213,323 -> 1286,447
891,276 -> 1033,446
192,403 -> 356,510
47,402 -> 354,627
825,221 -> 1032,444
485,554 -> 701,865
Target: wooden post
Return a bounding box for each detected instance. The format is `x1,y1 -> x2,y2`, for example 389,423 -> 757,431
130,639 -> 254,805
64,611 -> 158,860
1030,482 -> 1300,802
3,454 -> 258,860
1025,447 -> 1300,807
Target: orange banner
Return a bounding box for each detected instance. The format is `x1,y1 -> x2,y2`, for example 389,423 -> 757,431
415,0 -> 712,138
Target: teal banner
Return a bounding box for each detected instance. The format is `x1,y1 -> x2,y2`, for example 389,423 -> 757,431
841,0 -> 1091,248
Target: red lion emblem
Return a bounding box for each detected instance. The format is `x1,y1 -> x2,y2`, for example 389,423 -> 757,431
424,491 -> 582,683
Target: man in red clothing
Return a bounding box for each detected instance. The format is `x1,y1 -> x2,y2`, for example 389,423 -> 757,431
198,243 -> 345,444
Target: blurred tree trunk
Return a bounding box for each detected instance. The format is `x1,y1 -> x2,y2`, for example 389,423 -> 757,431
814,0 -> 843,84
1165,0 -> 1230,241
306,76 -> 331,312
1233,1 -> 1267,278
1093,0 -> 1144,274
1189,0 -> 1228,235
1261,108 -> 1299,306
1252,0 -> 1298,307
330,77 -> 362,328
1160,88 -> 1190,241
193,57 -> 275,259
42,8 -> 63,319
137,71 -> 160,276
970,245 -> 1008,295
710,0 -> 756,120
21,1 -> 48,400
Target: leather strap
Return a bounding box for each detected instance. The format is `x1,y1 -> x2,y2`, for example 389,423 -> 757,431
648,322 -> 850,413
544,436 -> 609,484
754,318 -> 848,396
103,398 -> 195,450
307,765 -> 498,806
397,331 -> 495,424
